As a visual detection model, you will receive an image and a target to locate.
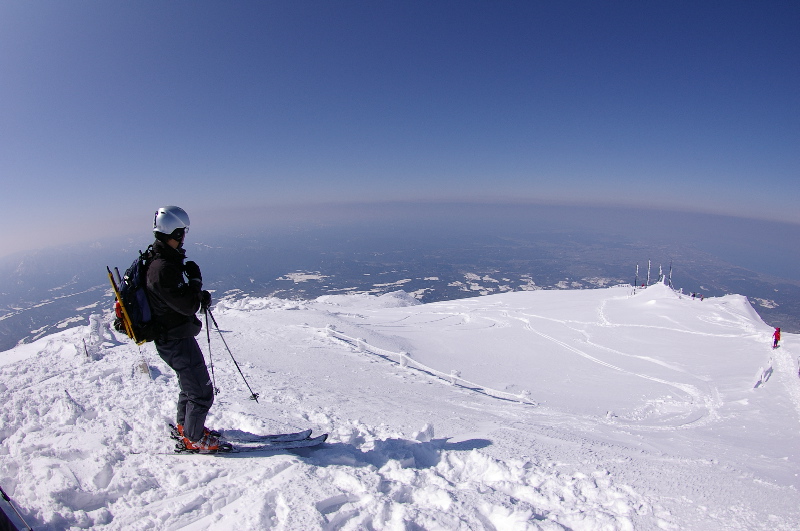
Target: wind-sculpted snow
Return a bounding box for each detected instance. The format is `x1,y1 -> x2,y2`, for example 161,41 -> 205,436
1,283 -> 799,529
324,325 -> 535,404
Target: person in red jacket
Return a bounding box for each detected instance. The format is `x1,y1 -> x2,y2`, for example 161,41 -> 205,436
773,327 -> 781,349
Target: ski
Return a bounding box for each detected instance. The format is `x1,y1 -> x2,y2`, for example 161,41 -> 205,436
169,424 -> 313,444
171,433 -> 328,454
223,433 -> 328,453
223,428 -> 314,443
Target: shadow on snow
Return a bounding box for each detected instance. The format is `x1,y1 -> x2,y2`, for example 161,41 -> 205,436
219,436 -> 492,470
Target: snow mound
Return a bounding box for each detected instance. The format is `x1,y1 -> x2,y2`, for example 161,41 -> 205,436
630,280 -> 682,301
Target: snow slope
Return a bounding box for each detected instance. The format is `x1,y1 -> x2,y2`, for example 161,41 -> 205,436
1,283 -> 799,530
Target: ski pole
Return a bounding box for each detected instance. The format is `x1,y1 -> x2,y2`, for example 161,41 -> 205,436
0,484 -> 33,531
204,309 -> 220,395
206,307 -> 259,402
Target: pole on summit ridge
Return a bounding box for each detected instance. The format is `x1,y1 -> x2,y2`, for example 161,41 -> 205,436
668,261 -> 673,288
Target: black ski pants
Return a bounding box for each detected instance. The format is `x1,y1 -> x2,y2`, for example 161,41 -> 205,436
155,337 -> 214,442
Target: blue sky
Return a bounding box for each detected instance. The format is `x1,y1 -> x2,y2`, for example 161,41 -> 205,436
1,1 -> 798,257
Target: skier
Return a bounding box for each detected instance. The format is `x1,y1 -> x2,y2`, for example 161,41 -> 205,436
773,327 -> 781,349
146,206 -> 218,452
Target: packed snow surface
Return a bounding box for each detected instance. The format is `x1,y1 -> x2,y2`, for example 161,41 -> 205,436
1,283 -> 799,530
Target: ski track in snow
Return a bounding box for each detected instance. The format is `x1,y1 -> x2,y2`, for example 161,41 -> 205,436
772,342 -> 800,422
508,312 -> 720,430
1,284 -> 799,530
502,297 -> 733,431
375,291 -> 728,431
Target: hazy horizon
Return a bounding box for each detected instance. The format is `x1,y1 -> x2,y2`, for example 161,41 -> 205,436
2,200 -> 799,354
2,201 -> 798,283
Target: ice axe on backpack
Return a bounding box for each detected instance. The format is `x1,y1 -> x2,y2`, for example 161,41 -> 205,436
107,266 -> 146,345
107,247 -> 159,346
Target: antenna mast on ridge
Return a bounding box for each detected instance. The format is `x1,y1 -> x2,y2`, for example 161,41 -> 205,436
668,261 -> 673,288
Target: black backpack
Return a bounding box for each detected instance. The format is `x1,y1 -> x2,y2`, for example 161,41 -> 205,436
108,246 -> 161,344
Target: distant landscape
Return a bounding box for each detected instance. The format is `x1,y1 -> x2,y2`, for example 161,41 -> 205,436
2,205 -> 798,353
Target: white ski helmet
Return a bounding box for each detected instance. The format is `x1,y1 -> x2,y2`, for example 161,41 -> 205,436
153,206 -> 190,239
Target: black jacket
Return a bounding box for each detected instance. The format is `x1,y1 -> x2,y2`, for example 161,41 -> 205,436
146,240 -> 202,340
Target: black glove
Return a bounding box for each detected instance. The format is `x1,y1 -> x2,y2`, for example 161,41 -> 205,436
201,290 -> 212,311
184,261 -> 202,290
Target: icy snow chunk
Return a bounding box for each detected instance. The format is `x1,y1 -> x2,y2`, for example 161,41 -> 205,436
413,423 -> 435,443
377,290 -> 420,307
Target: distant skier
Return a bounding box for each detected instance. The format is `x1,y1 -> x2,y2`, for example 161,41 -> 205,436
773,327 -> 781,349
146,206 -> 218,452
